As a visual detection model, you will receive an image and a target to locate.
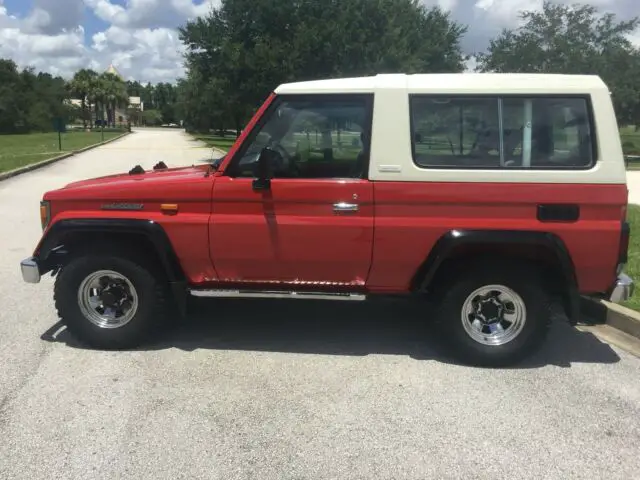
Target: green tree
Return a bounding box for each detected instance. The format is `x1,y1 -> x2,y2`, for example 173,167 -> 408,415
68,69 -> 98,128
0,59 -> 26,132
126,80 -> 144,97
476,1 -> 640,126
101,72 -> 129,127
88,74 -> 106,127
179,0 -> 467,133
142,109 -> 163,126
0,60 -> 71,133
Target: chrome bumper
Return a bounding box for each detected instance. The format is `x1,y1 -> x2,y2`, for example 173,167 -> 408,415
20,257 -> 41,284
609,273 -> 634,303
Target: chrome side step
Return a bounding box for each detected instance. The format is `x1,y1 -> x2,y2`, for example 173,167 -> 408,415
189,289 -> 366,301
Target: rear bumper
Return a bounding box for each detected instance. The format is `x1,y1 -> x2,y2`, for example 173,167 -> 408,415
609,273 -> 634,303
20,257 -> 41,284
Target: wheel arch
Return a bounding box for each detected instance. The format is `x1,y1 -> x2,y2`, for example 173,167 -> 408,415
35,218 -> 185,284
412,229 -> 579,323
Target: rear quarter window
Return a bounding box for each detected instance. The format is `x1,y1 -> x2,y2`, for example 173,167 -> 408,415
410,95 -> 596,170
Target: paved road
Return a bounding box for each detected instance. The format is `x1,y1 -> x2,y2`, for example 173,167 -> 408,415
1,129 -> 639,479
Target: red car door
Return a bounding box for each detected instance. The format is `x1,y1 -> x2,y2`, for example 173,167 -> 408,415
211,177 -> 373,286
210,93 -> 375,288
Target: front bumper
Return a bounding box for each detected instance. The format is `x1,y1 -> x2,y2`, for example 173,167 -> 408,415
609,273 -> 634,303
20,257 -> 41,284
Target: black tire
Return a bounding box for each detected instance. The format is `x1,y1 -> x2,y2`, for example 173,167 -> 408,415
434,262 -> 551,367
54,253 -> 169,349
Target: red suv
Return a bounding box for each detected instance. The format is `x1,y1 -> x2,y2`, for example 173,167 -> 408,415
20,73 -> 633,366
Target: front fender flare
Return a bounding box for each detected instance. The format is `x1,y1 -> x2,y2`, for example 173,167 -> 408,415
35,218 -> 185,284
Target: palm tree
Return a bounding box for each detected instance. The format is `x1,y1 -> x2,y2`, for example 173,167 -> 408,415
88,75 -> 108,128
68,69 -> 97,128
101,72 -> 129,127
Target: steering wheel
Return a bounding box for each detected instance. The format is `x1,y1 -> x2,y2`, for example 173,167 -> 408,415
270,143 -> 301,177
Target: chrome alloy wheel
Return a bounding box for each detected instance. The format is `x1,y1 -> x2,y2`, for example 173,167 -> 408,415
461,285 -> 526,346
77,270 -> 139,329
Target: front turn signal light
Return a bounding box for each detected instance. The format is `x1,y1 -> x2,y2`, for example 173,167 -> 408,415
40,201 -> 51,231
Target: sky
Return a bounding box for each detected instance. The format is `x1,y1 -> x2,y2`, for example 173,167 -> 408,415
0,0 -> 638,84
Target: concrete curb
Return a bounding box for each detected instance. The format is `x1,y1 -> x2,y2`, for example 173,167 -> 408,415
0,131 -> 131,182
600,300 -> 640,339
581,296 -> 640,339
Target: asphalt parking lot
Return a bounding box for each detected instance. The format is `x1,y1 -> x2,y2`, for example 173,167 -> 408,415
1,129 -> 639,479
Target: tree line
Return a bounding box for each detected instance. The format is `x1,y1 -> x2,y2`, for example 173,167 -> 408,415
0,63 -> 181,134
0,59 -> 71,134
179,0 -> 640,134
0,0 -> 638,136
124,80 -> 180,127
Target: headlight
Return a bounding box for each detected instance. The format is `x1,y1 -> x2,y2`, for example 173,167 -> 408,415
40,200 -> 50,231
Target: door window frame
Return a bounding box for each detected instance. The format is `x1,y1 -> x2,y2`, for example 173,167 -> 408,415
224,93 -> 375,180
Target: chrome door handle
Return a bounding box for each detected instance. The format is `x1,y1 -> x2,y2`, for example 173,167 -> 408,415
333,202 -> 359,213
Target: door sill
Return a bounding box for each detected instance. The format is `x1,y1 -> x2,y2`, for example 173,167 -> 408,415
189,289 -> 367,301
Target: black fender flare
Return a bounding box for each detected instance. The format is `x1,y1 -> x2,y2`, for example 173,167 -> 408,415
413,229 -> 579,323
34,218 -> 187,316
36,218 -> 185,282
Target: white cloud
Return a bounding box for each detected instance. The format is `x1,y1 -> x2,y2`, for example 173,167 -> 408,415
0,1 -> 88,77
0,0 -> 637,84
84,0 -> 218,29
26,0 -> 85,34
90,25 -> 186,83
424,0 -> 640,54
80,0 -> 220,82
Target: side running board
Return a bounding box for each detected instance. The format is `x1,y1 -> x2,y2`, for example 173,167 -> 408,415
189,289 -> 366,301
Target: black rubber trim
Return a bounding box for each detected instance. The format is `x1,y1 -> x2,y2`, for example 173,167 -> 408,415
34,218 -> 185,283
620,221 -> 630,264
413,229 -> 580,323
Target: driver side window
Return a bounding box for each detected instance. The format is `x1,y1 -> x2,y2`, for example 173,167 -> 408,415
230,94 -> 373,179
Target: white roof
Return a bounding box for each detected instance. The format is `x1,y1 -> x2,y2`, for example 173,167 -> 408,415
275,73 -> 608,95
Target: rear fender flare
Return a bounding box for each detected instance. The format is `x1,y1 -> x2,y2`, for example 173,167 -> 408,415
413,229 -> 579,322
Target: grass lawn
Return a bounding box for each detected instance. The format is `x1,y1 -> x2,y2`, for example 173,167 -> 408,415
622,126 -> 640,170
191,134 -> 238,152
192,131 -> 363,153
194,128 -> 640,159
623,205 -> 640,311
0,131 -> 125,174
621,126 -> 640,155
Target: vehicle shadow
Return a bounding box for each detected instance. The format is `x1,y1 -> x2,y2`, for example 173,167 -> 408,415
41,297 -> 621,369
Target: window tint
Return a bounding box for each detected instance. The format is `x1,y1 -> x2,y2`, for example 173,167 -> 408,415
410,96 -> 595,169
230,95 -> 372,179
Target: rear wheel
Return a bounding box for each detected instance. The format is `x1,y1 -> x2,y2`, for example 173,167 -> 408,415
54,253 -> 169,349
435,263 -> 551,367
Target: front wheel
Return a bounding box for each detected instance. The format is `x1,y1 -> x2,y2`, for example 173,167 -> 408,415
435,264 -> 551,367
54,253 -> 169,349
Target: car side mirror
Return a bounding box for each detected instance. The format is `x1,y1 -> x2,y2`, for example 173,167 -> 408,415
252,147 -> 277,191
211,156 -> 223,171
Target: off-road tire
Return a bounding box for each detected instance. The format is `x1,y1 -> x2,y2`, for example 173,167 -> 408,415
54,253 -> 169,349
435,262 -> 551,367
